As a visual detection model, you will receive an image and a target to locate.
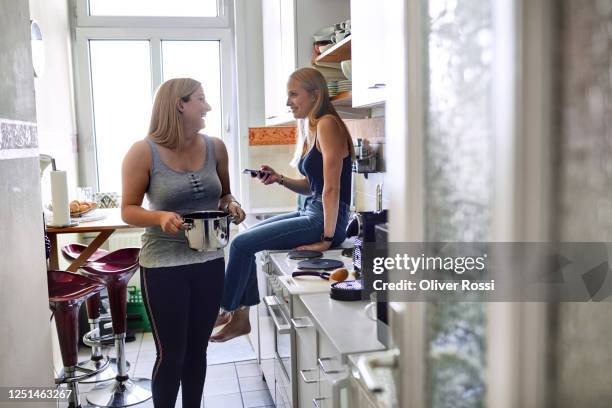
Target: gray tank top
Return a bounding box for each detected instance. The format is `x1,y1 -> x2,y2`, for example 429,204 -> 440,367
139,135 -> 224,268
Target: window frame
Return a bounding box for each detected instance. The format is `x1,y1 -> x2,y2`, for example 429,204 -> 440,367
75,0 -> 230,28
74,23 -> 236,193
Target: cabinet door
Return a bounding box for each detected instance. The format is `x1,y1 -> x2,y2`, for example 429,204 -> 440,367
294,298 -> 318,407
262,0 -> 283,123
350,0 -> 386,107
279,0 -> 296,88
318,333 -> 348,408
263,0 -> 296,125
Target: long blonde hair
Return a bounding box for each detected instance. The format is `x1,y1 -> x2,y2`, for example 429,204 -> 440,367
289,68 -> 355,166
148,78 -> 201,151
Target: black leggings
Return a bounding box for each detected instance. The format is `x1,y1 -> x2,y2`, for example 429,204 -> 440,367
141,258 -> 225,408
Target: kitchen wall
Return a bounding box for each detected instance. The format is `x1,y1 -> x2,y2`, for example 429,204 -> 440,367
28,0 -> 80,372
346,117 -> 387,211
234,0 -> 268,210
0,0 -> 55,389
247,142 -> 302,210
29,0 -> 79,204
551,0 -> 612,405
246,117 -> 387,212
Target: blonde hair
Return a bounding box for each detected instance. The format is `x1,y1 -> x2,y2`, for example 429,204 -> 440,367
289,68 -> 355,167
148,78 -> 202,150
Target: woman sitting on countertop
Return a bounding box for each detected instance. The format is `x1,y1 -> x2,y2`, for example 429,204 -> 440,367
211,67 -> 354,342
121,78 -> 245,407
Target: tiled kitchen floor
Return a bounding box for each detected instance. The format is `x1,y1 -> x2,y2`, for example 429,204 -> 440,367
76,332 -> 274,408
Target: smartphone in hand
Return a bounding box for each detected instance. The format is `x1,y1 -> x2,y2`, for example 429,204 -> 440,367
242,168 -> 271,178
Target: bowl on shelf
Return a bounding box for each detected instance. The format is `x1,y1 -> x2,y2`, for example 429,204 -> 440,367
319,44 -> 334,53
341,60 -> 352,80
314,41 -> 333,55
313,26 -> 335,42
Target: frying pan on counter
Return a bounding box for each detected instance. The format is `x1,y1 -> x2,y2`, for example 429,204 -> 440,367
296,258 -> 344,271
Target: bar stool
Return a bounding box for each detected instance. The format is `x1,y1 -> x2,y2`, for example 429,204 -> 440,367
62,243 -> 109,263
81,248 -> 152,407
61,244 -> 128,384
48,270 -> 106,408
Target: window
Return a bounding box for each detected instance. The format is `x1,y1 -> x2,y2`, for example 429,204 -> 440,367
89,0 -> 218,17
161,40 -> 223,141
74,1 -> 235,195
88,40 -> 152,192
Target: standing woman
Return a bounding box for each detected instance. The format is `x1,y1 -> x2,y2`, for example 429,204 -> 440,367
211,67 -> 354,342
121,78 -> 245,407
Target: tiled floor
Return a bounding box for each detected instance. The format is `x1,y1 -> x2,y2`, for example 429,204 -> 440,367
75,332 -> 274,408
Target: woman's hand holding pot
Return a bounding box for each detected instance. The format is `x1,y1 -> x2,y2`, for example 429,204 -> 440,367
228,201 -> 246,224
159,211 -> 184,234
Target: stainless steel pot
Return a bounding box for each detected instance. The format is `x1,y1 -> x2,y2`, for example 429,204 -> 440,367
183,211 -> 235,252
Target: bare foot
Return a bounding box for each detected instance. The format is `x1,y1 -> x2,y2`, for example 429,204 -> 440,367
214,311 -> 232,328
210,307 -> 251,342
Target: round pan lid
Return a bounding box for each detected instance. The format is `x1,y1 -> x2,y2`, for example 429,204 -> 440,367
287,250 -> 324,260
297,258 -> 344,271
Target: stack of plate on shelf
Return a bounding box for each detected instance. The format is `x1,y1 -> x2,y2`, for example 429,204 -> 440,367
337,79 -> 352,94
327,81 -> 339,97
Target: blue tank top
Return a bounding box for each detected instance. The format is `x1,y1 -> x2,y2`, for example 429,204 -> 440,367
298,124 -> 352,206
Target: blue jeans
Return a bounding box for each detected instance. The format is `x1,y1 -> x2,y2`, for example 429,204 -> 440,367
221,196 -> 350,311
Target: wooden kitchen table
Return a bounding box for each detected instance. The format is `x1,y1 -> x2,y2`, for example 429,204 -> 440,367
46,208 -> 139,272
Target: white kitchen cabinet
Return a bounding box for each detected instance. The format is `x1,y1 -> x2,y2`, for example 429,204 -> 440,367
317,332 -> 350,408
293,297 -> 319,408
350,0 -> 387,107
262,0 -> 350,125
262,0 -> 286,125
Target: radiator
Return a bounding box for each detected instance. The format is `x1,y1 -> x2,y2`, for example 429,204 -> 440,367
107,229 -> 143,251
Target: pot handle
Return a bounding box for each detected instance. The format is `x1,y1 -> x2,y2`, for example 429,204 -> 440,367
182,218 -> 194,231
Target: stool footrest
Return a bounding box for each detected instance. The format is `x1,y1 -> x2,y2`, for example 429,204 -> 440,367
56,359 -> 110,384
83,328 -> 115,348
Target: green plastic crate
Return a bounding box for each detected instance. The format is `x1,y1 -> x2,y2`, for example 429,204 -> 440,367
127,286 -> 152,332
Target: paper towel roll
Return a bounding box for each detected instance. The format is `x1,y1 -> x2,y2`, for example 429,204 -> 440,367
50,170 -> 70,227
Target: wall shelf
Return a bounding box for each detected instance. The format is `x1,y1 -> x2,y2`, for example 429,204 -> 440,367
331,91 -> 352,106
314,36 -> 351,64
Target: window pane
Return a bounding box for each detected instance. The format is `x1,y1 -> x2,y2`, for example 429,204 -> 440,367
89,0 -> 218,17
161,40 -> 222,140
89,40 -> 152,193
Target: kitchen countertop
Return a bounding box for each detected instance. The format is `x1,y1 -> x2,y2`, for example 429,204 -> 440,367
300,293 -> 386,362
270,250 -> 355,295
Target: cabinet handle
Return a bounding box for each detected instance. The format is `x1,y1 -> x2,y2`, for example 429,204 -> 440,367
312,397 -> 326,408
266,115 -> 278,119
318,357 -> 342,374
300,368 -> 319,384
368,83 -> 386,89
263,296 -> 290,334
356,348 -> 400,393
291,316 -> 313,329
